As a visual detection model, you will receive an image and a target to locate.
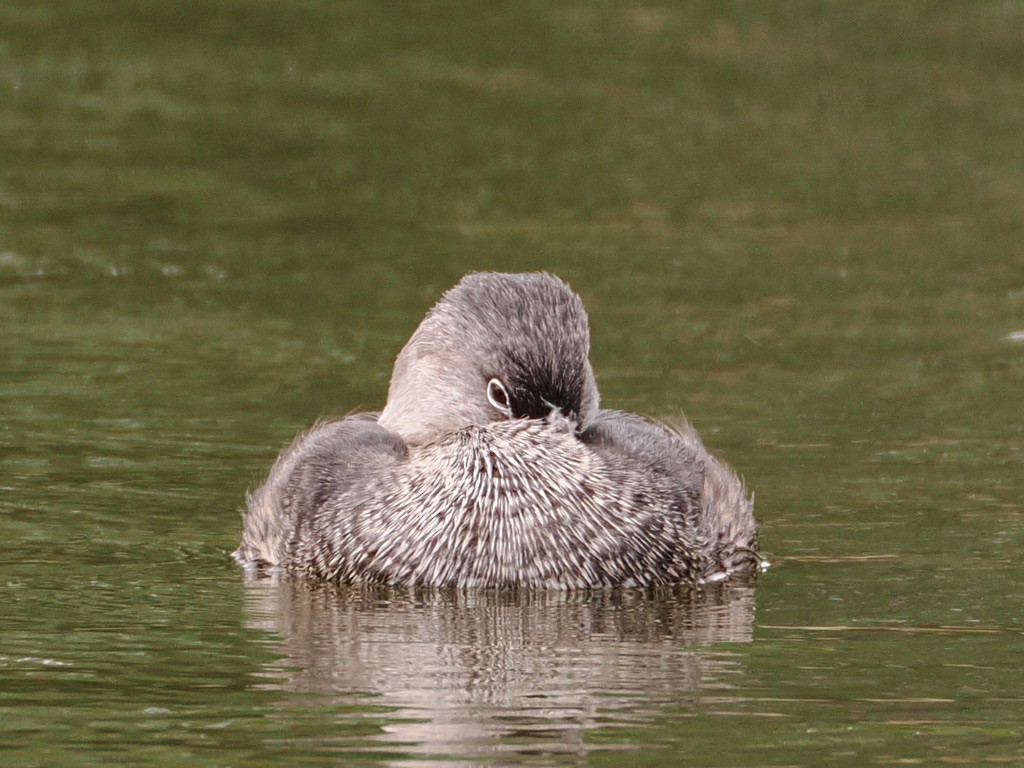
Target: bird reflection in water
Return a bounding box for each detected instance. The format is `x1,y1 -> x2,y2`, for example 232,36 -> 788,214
241,574 -> 757,763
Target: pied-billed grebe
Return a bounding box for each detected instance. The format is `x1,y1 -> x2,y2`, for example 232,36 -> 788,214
235,272 -> 758,587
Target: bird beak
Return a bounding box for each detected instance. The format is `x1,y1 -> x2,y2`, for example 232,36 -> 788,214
545,405 -> 578,435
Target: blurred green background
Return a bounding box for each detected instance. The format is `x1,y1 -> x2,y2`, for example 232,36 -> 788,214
2,2 -> 1022,766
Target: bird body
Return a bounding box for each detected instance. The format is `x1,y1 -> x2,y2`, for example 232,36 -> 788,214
236,273 -> 758,587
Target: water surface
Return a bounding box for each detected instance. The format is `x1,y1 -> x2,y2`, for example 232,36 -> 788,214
2,2 -> 1023,766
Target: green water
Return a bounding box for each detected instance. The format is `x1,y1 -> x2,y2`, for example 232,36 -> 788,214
2,1 -> 1023,765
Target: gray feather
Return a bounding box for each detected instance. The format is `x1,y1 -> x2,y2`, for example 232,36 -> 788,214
235,272 -> 758,587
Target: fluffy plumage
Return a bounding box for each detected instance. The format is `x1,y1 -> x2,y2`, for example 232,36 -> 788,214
235,272 -> 758,587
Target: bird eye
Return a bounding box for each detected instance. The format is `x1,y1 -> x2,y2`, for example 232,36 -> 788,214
486,378 -> 512,417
